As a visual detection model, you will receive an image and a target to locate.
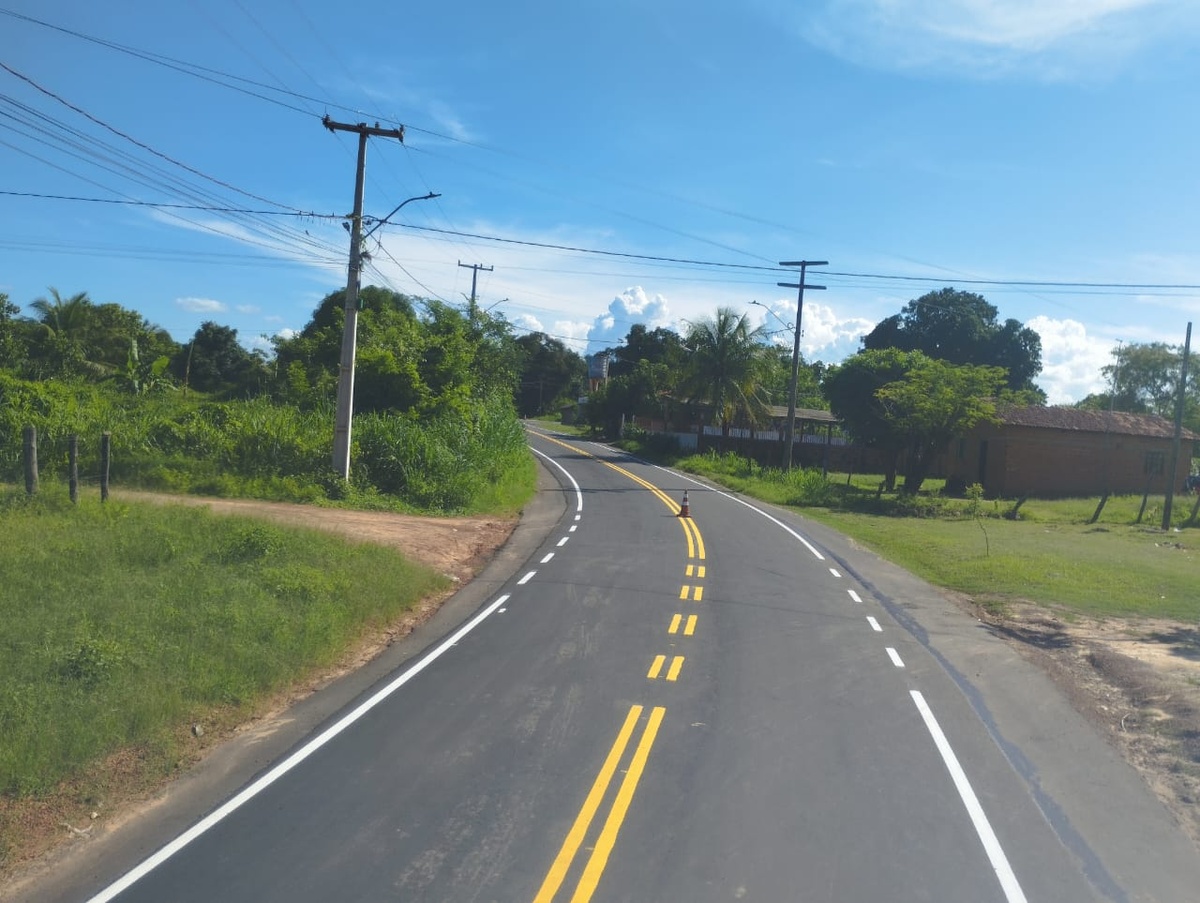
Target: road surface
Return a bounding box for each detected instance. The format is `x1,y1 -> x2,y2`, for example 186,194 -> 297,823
41,430 -> 1200,902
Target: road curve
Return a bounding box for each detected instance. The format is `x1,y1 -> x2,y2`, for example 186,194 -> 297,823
41,430 -> 1200,902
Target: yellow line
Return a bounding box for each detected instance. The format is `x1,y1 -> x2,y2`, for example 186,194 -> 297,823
679,585 -> 690,600
686,564 -> 694,577
693,586 -> 704,602
531,432 -> 704,560
647,655 -> 666,680
666,656 -> 685,681
532,706 -> 643,903
569,706 -> 666,903
684,615 -> 697,636
668,614 -> 682,634
697,565 -> 706,579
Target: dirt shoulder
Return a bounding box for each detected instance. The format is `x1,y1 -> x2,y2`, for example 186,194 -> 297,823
963,597 -> 1200,849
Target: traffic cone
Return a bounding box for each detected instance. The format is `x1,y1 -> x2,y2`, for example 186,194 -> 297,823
678,490 -> 691,518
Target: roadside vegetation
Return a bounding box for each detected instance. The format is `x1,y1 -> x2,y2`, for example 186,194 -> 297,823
0,487 -> 448,867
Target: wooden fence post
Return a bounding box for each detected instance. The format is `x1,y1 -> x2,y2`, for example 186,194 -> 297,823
23,425 -> 38,496
69,434 -> 79,504
100,432 -> 111,502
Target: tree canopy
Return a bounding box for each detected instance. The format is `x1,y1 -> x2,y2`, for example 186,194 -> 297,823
862,287 -> 1043,396
677,307 -> 771,440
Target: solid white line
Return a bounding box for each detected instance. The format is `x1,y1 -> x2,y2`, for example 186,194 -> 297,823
886,647 -> 905,668
530,445 -> 584,513
557,537 -> 569,547
518,571 -> 536,585
84,593 -> 514,903
540,553 -> 555,564
848,590 -> 863,604
829,567 -> 841,578
910,691 -> 1029,903
867,616 -> 882,632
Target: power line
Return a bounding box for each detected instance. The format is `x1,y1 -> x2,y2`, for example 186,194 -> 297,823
0,189 -> 339,216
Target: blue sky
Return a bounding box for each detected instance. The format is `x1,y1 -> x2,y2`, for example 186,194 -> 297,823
3,0 -> 1199,403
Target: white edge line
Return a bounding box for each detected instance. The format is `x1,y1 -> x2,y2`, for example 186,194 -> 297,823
867,616 -> 882,632
86,592 -> 513,903
886,647 -> 905,668
530,445 -> 584,513
649,464 -> 825,561
910,691 -> 1029,903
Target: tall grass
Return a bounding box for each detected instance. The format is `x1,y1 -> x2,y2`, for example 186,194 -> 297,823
0,489 -> 447,800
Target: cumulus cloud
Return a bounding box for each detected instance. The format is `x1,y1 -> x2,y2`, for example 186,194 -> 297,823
753,299 -> 873,363
176,297 -> 226,314
1028,315 -> 1115,404
790,0 -> 1187,78
236,304 -> 261,315
587,287 -> 674,349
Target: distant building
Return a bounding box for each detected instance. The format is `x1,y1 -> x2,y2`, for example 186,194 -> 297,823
947,406 -> 1198,497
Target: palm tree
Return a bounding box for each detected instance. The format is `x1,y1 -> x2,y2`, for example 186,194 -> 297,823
28,287 -> 98,377
678,307 -> 771,448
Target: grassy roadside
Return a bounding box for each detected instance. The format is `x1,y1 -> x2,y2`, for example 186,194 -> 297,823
0,487 -> 450,869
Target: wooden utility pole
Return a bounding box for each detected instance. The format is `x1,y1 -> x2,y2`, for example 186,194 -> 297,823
1162,321 -> 1192,530
458,261 -> 493,320
324,116 -> 405,480
777,260 -> 827,470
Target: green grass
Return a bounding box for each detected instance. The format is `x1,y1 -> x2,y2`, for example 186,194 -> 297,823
0,487 -> 448,801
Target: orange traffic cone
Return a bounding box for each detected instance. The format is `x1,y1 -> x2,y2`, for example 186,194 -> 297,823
678,490 -> 691,518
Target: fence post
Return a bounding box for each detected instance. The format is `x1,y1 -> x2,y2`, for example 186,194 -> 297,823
69,434 -> 79,504
23,425 -> 38,496
100,432 -> 111,502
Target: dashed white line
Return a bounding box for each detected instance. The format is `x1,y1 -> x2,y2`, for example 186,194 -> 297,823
557,537 -> 569,547
518,571 -> 536,585
829,567 -> 841,578
541,553 -> 555,564
574,514 -> 581,521
569,525 -> 578,532
911,691 -> 1029,903
886,647 -> 905,668
867,616 -> 882,632
848,590 -> 863,604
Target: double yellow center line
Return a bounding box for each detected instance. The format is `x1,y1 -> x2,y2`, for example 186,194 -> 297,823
532,705 -> 666,903
529,432 -> 706,902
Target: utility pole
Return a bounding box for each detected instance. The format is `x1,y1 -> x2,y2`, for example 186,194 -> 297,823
1162,321 -> 1192,530
324,115 -> 405,480
458,261 -> 493,320
777,260 -> 827,470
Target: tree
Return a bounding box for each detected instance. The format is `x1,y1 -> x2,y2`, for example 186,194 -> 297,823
862,287 -> 1043,395
677,307 -> 770,444
824,349 -> 1006,493
609,324 -> 686,377
173,322 -> 268,397
24,287 -> 95,378
515,333 -> 587,417
875,357 -> 1007,493
760,344 -> 825,409
0,293 -> 27,371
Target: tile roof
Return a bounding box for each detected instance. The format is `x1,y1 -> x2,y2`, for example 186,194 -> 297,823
996,405 -> 1199,440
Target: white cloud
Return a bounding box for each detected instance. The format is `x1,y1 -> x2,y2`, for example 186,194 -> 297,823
587,287 -> 675,350
752,298 -> 874,363
236,304 -> 261,315
275,328 -> 298,341
1028,315 -> 1115,403
791,0 -> 1187,78
176,297 -> 226,314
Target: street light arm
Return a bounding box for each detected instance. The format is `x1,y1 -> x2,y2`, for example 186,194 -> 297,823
362,191 -> 441,241
750,299 -> 794,334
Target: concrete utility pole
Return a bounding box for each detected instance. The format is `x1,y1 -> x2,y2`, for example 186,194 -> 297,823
324,116 -> 405,480
1162,321 -> 1192,530
458,261 -> 493,320
777,260 -> 827,470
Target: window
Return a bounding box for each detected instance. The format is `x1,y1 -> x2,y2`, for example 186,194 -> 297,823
1144,451 -> 1165,475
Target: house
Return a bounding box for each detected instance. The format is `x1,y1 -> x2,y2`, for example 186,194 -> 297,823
946,406 -> 1198,497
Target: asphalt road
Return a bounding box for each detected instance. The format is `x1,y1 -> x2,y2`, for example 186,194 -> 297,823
37,430 -> 1200,902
